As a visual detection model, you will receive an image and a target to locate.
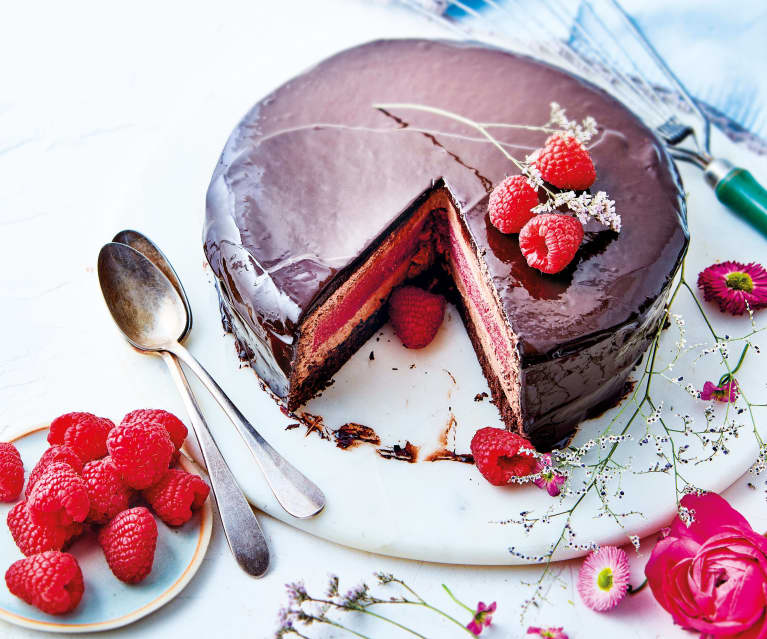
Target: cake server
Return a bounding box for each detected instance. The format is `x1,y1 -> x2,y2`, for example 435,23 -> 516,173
97,241 -> 326,522
110,230 -> 269,577
399,0 -> 767,238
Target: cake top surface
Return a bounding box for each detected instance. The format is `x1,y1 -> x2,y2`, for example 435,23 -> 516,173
204,38 -> 687,363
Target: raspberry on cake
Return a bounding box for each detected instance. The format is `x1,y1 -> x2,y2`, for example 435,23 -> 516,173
5,551 -> 84,615
0,441 -> 24,502
533,133 -> 596,190
519,214 -> 584,274
488,175 -> 539,234
107,420 -> 174,489
48,412 -> 115,462
204,39 -> 688,450
98,507 -> 158,584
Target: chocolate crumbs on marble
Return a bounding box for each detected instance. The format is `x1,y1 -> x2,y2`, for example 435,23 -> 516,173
334,423 -> 381,449
376,441 -> 419,463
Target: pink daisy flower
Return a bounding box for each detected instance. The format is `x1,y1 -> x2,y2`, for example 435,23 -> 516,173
527,627 -> 569,638
532,454 -> 566,497
697,261 -> 767,315
700,378 -> 739,403
466,601 -> 496,635
577,546 -> 630,612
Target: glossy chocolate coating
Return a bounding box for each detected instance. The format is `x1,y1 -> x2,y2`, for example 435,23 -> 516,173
204,39 -> 688,446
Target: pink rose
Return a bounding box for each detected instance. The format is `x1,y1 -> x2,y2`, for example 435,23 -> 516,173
646,492 -> 767,638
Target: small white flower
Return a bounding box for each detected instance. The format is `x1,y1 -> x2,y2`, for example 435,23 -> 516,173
524,165 -> 544,191
553,190 -> 577,207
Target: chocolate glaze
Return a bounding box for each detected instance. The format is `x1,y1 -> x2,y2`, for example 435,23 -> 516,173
204,39 -> 688,449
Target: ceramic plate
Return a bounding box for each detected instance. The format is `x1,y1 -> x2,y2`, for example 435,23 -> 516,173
0,426 -> 212,633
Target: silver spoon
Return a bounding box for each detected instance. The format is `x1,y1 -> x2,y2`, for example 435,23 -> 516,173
97,242 -> 326,520
111,230 -> 268,577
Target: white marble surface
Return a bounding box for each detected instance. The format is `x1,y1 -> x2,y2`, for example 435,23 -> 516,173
1,0 -> 767,637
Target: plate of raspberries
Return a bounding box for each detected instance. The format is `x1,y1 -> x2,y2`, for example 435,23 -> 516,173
0,409 -> 212,633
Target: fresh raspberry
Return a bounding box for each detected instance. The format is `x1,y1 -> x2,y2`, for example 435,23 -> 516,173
470,427 -> 537,486
121,409 -> 188,451
388,286 -> 446,349
519,214 -> 584,274
488,175 -> 540,234
7,502 -> 83,556
0,442 -> 24,502
82,457 -> 135,524
48,412 -> 115,462
533,133 -> 596,190
143,468 -> 210,527
27,462 -> 90,527
98,507 -> 158,584
107,421 -> 174,489
26,445 -> 83,498
5,551 -> 84,615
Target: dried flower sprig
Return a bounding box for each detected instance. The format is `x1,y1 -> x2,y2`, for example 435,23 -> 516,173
373,101 -> 621,232
512,256 -> 767,619
276,574 -> 495,638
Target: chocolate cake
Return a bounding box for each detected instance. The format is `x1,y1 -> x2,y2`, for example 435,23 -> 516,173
203,39 -> 688,450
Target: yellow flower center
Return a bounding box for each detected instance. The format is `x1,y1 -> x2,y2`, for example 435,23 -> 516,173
597,567 -> 613,591
726,271 -> 754,292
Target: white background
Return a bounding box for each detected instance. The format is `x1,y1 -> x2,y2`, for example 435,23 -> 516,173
1,1 -> 766,637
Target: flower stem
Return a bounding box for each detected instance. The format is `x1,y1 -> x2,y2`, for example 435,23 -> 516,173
628,578 -> 648,595
357,609 -> 427,638
718,343 -> 749,385
441,585 -> 476,614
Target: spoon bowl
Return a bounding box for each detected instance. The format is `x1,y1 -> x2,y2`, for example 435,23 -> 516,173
112,230 -> 193,339
98,242 -> 187,349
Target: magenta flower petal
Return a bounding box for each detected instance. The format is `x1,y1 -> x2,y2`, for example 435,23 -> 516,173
527,627 -> 569,639
466,600 -> 496,635
577,546 -> 631,612
467,619 -> 482,635
700,378 -> 739,403
533,454 -> 567,497
697,261 -> 767,315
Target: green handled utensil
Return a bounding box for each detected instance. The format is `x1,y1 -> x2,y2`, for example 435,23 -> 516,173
704,160 -> 767,237
401,0 -> 767,239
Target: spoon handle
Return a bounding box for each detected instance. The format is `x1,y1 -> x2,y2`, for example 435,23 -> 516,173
161,351 -> 270,577
167,342 -> 326,519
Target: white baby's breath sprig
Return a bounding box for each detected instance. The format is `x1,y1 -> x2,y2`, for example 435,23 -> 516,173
524,164 -> 544,191
548,102 -> 599,144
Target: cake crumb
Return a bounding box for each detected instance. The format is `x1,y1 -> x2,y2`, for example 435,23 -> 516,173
409,363 -> 416,369
369,351 -> 375,360
376,441 -> 419,463
474,392 -> 489,402
285,423 -> 300,431
443,369 -> 457,385
334,423 -> 381,449
294,412 -> 331,440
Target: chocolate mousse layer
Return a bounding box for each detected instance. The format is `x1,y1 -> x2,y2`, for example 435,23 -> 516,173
204,39 -> 688,450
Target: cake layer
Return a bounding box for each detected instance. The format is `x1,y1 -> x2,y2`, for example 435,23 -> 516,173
205,39 -> 688,448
